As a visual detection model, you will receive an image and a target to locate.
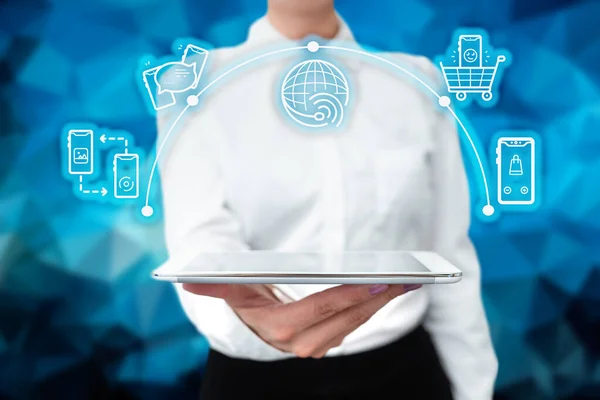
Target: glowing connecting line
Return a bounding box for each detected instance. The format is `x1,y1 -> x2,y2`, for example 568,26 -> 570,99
141,41 -> 494,218
140,45 -> 307,218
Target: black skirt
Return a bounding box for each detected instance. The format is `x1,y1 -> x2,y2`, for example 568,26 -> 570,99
199,325 -> 454,400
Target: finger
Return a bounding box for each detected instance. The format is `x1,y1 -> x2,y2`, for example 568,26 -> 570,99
270,284 -> 391,332
307,284 -> 425,358
182,284 -> 280,308
310,331 -> 347,359
227,284 -> 283,308
289,285 -> 408,358
237,284 -> 388,349
182,283 -> 231,298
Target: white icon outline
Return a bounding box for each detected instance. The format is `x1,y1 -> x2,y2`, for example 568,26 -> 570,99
142,44 -> 209,111
113,153 -> 140,199
463,49 -> 478,64
458,35 -> 482,67
141,40 -> 503,219
439,34 -> 508,102
281,59 -> 349,128
508,154 -> 523,175
73,148 -> 89,164
67,130 -> 94,175
77,174 -> 108,197
496,137 -> 536,206
118,176 -> 135,192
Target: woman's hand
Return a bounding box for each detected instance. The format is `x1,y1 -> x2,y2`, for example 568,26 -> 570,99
182,283 -> 421,358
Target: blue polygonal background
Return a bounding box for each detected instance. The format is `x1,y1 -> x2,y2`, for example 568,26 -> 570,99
1,1 -> 599,399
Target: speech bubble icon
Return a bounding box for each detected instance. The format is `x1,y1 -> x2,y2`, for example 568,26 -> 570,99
154,61 -> 198,94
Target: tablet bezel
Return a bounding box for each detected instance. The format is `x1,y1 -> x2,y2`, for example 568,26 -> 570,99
152,251 -> 462,284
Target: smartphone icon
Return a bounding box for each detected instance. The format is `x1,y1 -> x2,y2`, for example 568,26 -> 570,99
496,137 -> 535,205
142,66 -> 177,111
68,130 -> 94,175
181,44 -> 208,90
458,35 -> 482,68
113,153 -> 139,199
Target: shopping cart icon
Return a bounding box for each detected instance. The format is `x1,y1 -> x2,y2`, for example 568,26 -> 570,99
439,55 -> 507,102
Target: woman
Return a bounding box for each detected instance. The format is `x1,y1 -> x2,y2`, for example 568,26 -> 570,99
157,1 -> 498,399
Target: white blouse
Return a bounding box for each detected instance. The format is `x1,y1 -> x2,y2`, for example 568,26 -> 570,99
157,16 -> 497,400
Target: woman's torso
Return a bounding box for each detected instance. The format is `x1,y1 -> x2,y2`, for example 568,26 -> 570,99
190,47 -> 441,355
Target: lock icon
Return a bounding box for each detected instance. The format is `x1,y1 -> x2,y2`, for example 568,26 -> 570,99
509,154 -> 523,176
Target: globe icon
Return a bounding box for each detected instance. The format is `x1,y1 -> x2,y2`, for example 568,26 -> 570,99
281,59 -> 350,128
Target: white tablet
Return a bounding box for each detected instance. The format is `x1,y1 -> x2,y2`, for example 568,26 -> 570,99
152,251 -> 462,284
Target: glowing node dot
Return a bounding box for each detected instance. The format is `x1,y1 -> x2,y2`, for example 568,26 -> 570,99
187,95 -> 199,106
438,96 -> 451,107
307,41 -> 320,53
482,205 -> 495,216
141,206 -> 154,217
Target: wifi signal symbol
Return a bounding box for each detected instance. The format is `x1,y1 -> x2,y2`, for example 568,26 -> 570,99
309,93 -> 345,127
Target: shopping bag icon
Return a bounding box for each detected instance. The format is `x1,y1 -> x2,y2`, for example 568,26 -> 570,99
509,155 -> 523,176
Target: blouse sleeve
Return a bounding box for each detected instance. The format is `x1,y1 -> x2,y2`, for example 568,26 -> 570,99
423,70 -> 499,400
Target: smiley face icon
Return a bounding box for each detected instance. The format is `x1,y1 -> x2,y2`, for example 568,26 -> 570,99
463,49 -> 478,64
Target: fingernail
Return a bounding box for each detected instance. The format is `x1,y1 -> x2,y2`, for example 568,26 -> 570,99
404,284 -> 423,292
369,284 -> 389,295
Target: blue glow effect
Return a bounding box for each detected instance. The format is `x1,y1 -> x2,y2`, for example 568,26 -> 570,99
1,1 -> 599,399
